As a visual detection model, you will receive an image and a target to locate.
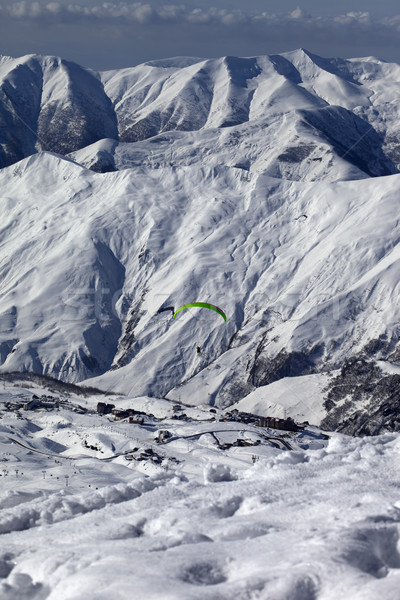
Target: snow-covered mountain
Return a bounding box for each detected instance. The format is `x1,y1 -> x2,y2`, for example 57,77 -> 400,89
1,49 -> 400,180
1,49 -> 400,434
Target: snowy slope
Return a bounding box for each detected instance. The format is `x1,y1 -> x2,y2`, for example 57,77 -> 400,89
229,373 -> 332,425
2,50 -> 400,433
0,54 -> 117,166
1,148 -> 400,433
2,378 -> 400,599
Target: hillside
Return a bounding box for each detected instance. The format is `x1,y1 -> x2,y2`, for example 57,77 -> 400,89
1,50 -> 400,434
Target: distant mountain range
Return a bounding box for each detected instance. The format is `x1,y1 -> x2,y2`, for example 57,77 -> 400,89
1,49 -> 400,179
1,49 -> 400,435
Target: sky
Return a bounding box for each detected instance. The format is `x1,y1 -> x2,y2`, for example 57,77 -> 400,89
0,1 -> 400,70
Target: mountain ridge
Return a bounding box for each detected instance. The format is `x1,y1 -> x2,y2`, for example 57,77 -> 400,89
2,50 -> 400,434
1,49 -> 400,180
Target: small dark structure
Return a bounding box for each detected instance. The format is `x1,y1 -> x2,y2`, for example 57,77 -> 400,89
97,402 -> 115,415
129,416 -> 144,425
158,306 -> 175,316
23,400 -> 42,411
23,396 -> 59,411
257,416 -> 301,432
156,430 -> 172,443
174,412 -> 189,421
73,404 -> 88,414
222,410 -> 254,424
232,438 -> 256,447
112,409 -> 131,420
222,409 -> 303,432
112,408 -> 146,421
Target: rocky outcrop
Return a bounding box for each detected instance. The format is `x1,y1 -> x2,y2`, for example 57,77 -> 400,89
321,357 -> 400,435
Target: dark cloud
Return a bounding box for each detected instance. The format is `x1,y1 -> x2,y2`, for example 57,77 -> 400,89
0,3 -> 399,69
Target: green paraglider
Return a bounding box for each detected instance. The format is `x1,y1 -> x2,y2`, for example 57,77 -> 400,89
173,302 -> 227,322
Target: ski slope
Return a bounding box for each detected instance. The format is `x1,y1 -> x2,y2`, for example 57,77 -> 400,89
1,378 -> 400,599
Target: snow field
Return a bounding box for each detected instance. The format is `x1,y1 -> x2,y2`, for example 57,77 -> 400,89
1,382 -> 400,598
2,429 -> 400,599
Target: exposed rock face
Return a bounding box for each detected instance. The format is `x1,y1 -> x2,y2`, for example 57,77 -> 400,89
321,357 -> 400,435
249,347 -> 322,387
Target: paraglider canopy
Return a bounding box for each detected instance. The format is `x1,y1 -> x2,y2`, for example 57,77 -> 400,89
173,302 -> 227,322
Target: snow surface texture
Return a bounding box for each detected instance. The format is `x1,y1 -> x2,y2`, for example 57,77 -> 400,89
1,49 -> 400,433
2,379 -> 400,600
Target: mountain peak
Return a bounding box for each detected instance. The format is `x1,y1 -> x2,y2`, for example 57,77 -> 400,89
1,50 -> 400,426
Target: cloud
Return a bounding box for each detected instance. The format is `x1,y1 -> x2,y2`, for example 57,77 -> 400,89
0,2 -> 160,23
333,11 -> 371,25
289,7 -> 311,20
0,2 -> 399,69
0,1 -> 392,31
0,2 -> 390,28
